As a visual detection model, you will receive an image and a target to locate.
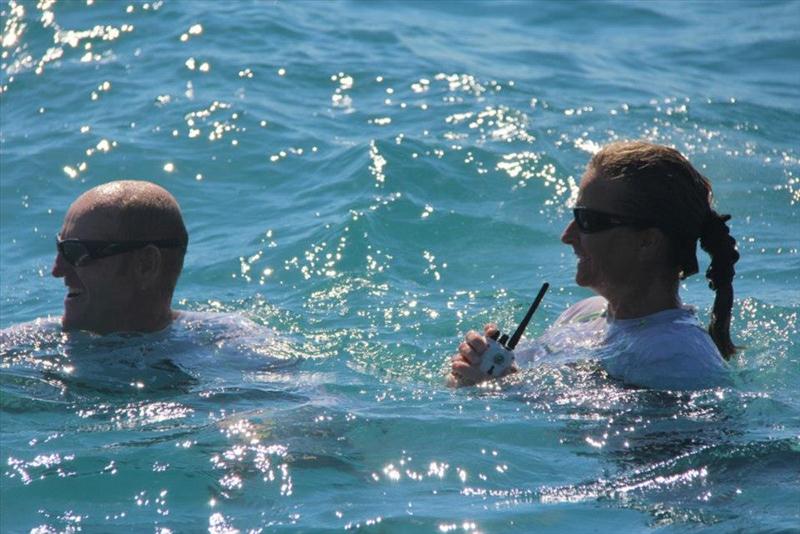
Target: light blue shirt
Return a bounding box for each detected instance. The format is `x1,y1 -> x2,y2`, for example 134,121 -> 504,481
518,296 -> 729,390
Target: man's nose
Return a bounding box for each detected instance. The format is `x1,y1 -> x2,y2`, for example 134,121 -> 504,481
561,219 -> 578,244
52,251 -> 67,278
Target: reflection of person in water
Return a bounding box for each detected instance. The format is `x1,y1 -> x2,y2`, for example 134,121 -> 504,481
451,141 -> 740,390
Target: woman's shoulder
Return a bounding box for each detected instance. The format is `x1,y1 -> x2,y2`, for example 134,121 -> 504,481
554,296 -> 608,326
617,307 -> 723,360
604,310 -> 728,390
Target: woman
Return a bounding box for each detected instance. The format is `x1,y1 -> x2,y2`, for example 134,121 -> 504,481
450,141 -> 740,390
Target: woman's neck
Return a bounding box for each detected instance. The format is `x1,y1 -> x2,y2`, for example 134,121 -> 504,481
604,281 -> 681,320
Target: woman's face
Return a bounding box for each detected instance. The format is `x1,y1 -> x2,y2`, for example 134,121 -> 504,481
561,169 -> 644,299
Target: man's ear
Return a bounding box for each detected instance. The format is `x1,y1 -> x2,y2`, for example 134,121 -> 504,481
136,245 -> 162,290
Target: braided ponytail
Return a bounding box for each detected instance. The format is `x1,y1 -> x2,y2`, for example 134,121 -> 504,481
699,211 -> 740,359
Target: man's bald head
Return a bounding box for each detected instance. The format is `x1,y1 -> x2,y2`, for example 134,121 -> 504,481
69,180 -> 188,293
72,180 -> 188,244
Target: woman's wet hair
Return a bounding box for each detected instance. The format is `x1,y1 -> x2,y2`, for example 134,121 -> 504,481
588,141 -> 740,359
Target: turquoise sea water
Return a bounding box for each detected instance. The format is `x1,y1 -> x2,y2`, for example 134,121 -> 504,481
2,0 -> 799,532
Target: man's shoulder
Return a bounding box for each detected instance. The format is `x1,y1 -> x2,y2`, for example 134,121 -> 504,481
174,309 -> 242,328
172,310 -> 275,341
169,309 -> 296,370
1,311 -> 272,352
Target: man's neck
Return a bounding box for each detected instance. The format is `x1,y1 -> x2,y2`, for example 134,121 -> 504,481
133,306 -> 176,333
98,304 -> 176,335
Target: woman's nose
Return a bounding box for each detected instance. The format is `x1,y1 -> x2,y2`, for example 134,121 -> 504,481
561,219 -> 578,244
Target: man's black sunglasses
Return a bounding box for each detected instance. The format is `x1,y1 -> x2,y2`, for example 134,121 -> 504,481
572,207 -> 656,234
56,237 -> 186,267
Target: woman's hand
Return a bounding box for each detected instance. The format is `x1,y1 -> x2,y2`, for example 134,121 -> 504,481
447,323 -> 517,387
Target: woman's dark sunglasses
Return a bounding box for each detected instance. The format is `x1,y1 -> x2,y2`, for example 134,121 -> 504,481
56,237 -> 186,267
572,207 -> 655,234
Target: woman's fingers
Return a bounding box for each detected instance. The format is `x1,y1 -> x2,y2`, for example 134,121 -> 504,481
484,323 -> 499,339
448,327 -> 508,388
459,329 -> 488,365
451,360 -> 486,386
458,341 -> 481,365
465,330 -> 487,353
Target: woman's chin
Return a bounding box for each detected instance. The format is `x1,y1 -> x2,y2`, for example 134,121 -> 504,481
574,264 -> 593,288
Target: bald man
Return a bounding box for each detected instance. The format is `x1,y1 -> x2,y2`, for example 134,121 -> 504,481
1,180 -> 295,392
52,180 -> 188,334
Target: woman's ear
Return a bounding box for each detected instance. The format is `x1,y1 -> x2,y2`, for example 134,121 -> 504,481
638,228 -> 670,261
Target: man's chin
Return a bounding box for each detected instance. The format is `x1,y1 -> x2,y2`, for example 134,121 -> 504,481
60,314 -> 80,332
61,313 -> 95,333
